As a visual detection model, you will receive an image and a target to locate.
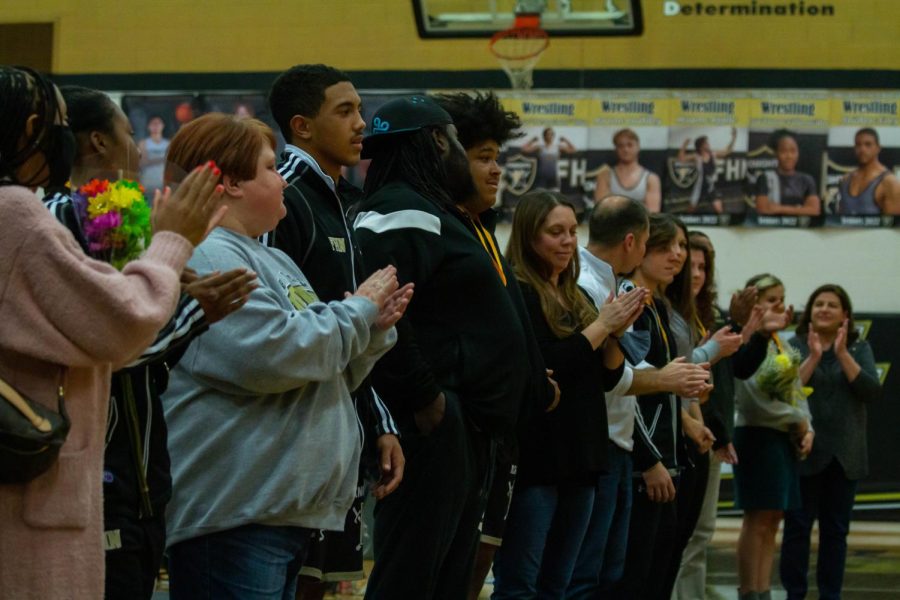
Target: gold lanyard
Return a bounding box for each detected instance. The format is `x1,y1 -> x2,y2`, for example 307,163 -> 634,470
472,217 -> 507,287
772,331 -> 785,353
693,314 -> 708,340
646,299 -> 671,363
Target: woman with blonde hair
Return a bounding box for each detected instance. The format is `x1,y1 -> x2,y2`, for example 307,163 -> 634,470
733,274 -> 812,600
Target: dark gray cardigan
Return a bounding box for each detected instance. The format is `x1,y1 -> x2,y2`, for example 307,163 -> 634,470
790,336 -> 882,480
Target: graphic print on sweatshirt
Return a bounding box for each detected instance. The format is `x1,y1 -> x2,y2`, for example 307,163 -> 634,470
277,271 -> 318,311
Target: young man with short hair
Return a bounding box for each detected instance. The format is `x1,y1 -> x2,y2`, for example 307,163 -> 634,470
267,64 -> 404,599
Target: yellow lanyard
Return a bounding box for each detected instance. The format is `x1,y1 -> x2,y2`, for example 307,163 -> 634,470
471,217 -> 507,287
693,314 -> 708,340
772,332 -> 785,353
646,299 -> 671,362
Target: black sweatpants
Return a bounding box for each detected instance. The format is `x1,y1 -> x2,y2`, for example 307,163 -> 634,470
364,393 -> 492,600
104,511 -> 167,600
664,449 -> 710,598
613,474 -> 680,600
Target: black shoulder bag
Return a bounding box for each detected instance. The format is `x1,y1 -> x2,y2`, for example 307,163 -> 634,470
0,371 -> 70,484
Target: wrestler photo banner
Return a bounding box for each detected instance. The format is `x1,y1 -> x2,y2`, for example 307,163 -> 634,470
121,93 -> 277,197
488,90 -> 900,227
585,93 -> 671,214
663,95 -> 750,226
496,96 -> 593,218
744,94 -> 831,228
824,94 -> 900,227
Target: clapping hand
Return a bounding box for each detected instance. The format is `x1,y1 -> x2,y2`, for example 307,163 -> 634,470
711,325 -> 742,358
151,161 -> 227,246
598,286 -> 647,338
807,329 -> 823,361
761,304 -> 794,333
375,283 -> 414,331
660,357 -> 711,397
833,318 -> 849,357
181,267 -> 257,324
729,286 -> 757,327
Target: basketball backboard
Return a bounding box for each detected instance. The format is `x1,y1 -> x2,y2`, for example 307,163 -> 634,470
412,0 -> 643,38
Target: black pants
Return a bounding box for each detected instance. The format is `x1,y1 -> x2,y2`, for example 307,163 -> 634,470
104,511 -> 167,600
364,394 -> 492,600
663,449 -> 710,598
780,459 -> 858,600
613,474 -> 679,600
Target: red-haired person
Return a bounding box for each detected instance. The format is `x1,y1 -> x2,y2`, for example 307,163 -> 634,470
158,113 -> 413,599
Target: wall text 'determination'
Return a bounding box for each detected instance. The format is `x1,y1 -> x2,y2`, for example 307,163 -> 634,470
663,1 -> 836,17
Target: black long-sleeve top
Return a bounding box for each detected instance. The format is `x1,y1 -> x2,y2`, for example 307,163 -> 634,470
703,308 -> 770,450
516,281 -> 623,486
353,181 -> 529,437
44,189 -> 208,518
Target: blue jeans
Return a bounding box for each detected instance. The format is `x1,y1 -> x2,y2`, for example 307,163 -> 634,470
492,482 -> 595,599
567,443 -> 633,598
780,459 -> 858,600
168,523 -> 313,600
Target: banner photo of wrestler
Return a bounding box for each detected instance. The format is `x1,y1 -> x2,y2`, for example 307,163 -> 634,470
663,96 -> 750,226
497,96 -> 592,220
824,94 -> 900,227
121,93 -> 275,198
744,94 -> 830,228
586,93 -> 670,215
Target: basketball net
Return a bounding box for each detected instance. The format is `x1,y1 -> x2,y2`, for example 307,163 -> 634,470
489,14 -> 549,90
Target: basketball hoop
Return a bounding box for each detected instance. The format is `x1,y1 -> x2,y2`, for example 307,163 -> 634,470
489,23 -> 549,90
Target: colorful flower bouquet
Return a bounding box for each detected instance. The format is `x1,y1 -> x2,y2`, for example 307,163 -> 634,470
72,179 -> 151,270
756,345 -> 813,406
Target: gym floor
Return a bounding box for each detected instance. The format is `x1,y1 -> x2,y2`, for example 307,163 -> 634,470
153,519 -> 900,599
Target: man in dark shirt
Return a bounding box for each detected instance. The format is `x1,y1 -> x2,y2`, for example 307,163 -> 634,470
354,96 -> 530,600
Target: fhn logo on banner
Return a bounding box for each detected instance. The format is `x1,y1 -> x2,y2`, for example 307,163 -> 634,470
663,1 -> 836,16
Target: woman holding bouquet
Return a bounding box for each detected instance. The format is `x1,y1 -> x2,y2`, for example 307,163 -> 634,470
44,86 -> 257,599
733,274 -> 813,600
780,285 -> 881,600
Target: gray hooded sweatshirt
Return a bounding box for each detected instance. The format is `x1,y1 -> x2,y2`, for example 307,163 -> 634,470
163,228 -> 396,546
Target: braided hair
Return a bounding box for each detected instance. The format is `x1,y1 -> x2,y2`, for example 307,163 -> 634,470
0,66 -> 61,187
363,127 -> 453,207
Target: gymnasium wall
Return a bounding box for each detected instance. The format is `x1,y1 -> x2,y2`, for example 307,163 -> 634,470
1,0 -> 899,80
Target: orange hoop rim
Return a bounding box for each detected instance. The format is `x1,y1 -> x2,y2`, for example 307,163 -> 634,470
488,27 -> 550,61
